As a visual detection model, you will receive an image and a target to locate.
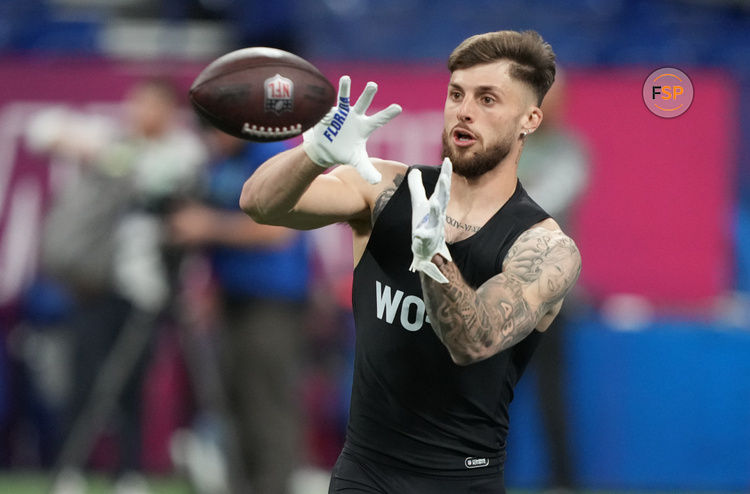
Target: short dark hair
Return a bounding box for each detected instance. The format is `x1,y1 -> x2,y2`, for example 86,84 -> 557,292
447,30 -> 556,106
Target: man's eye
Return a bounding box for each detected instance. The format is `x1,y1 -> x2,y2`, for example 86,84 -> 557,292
482,96 -> 495,104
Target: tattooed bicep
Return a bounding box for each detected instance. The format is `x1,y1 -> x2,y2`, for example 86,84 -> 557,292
371,172 -> 405,224
501,227 -> 582,305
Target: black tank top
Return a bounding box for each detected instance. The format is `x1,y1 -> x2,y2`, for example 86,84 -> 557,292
346,164 -> 551,476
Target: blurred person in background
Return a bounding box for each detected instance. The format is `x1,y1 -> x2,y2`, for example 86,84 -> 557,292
517,70 -> 589,493
167,126 -> 309,494
25,77 -> 206,494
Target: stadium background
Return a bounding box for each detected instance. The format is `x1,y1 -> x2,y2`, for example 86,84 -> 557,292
0,0 -> 749,492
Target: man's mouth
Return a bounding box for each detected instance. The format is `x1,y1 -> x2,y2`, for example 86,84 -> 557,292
452,128 -> 477,147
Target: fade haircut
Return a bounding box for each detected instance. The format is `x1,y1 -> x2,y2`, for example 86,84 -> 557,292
447,30 -> 556,106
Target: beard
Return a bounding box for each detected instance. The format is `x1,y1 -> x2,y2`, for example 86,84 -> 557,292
441,129 -> 516,179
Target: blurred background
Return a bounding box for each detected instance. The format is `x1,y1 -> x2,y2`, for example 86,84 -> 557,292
0,0 -> 749,493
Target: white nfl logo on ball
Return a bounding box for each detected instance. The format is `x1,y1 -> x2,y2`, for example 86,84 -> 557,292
264,73 -> 294,114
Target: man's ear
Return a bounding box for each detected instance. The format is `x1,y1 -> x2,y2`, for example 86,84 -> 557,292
521,106 -> 543,137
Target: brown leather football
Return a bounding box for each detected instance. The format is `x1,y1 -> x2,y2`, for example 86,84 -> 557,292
189,47 -> 336,142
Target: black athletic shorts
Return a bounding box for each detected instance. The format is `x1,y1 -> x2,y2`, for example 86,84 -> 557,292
328,450 -> 506,494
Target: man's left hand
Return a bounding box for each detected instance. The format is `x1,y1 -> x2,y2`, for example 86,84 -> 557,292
408,157 -> 453,283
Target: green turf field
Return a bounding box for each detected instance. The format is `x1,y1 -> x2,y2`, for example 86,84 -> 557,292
0,473 -> 739,494
0,473 -> 191,494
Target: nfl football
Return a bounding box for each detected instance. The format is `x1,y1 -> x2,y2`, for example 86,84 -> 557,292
189,47 -> 336,142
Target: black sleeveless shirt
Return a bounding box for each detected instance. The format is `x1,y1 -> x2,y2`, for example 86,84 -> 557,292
346,164 -> 551,476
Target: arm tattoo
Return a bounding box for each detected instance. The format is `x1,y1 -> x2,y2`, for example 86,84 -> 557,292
421,227 -> 581,365
502,228 -> 582,305
423,265 -> 542,360
372,173 -> 404,225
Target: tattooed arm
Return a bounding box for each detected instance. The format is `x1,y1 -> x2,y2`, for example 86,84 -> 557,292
421,223 -> 582,365
241,144 -> 406,230
372,172 -> 405,224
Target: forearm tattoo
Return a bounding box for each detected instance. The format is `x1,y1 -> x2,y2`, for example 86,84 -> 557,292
372,173 -> 404,225
421,227 -> 581,363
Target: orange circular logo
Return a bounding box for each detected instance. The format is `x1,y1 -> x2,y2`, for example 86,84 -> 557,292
642,67 -> 694,118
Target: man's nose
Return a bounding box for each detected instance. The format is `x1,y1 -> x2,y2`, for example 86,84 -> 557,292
456,98 -> 474,123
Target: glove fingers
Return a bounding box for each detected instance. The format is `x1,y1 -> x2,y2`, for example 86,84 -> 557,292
352,82 -> 378,115
408,169 -> 428,205
438,243 -> 453,262
411,258 -> 449,284
433,180 -> 450,214
432,157 -> 452,211
319,106 -> 337,127
437,157 -> 452,195
352,153 -> 382,184
440,157 -> 453,179
408,170 -> 431,229
368,104 -> 403,131
337,75 -> 352,105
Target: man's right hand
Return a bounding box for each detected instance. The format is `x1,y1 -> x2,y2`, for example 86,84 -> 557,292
302,75 -> 402,184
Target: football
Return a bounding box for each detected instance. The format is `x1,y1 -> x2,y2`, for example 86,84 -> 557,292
189,47 -> 336,142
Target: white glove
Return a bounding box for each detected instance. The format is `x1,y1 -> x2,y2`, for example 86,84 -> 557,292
302,75 -> 402,184
408,158 -> 453,283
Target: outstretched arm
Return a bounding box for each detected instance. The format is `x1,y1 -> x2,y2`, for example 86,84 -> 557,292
421,225 -> 581,365
240,76 -> 402,230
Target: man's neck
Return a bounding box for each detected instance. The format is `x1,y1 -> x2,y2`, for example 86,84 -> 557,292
450,156 -> 518,218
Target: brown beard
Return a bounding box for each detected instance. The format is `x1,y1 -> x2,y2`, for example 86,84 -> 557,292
441,129 -> 515,179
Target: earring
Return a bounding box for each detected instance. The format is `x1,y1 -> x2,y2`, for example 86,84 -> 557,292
521,130 -> 528,137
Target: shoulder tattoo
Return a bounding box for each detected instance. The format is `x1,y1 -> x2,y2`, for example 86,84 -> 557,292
372,173 -> 404,225
502,227 -> 581,306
